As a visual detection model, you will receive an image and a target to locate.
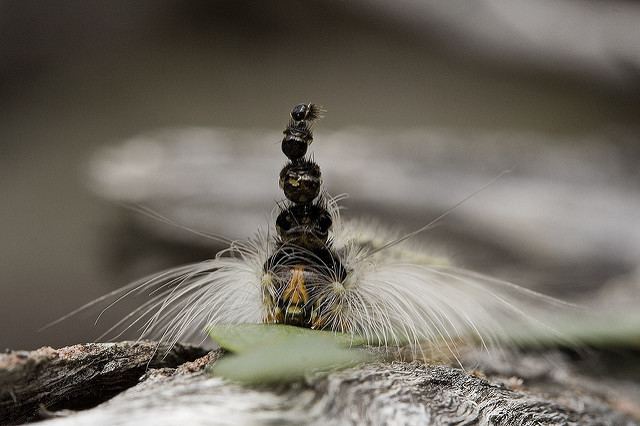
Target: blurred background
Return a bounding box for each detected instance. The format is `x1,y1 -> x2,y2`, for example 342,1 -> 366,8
1,0 -> 639,351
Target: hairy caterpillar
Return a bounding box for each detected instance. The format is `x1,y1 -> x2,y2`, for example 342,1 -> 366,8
50,103 -> 572,361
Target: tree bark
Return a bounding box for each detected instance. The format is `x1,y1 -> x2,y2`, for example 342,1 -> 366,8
1,342 -> 637,425
0,341 -> 208,425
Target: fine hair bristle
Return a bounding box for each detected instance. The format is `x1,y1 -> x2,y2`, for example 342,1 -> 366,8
46,193 -> 576,362
306,104 -> 324,121
46,103 -> 577,366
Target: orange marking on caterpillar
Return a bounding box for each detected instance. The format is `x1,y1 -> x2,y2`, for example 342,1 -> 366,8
282,266 -> 309,305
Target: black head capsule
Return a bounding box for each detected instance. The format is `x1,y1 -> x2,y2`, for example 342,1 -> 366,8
291,103 -> 322,122
282,134 -> 308,160
282,121 -> 313,160
279,160 -> 322,203
275,203 -> 332,250
281,104 -> 322,161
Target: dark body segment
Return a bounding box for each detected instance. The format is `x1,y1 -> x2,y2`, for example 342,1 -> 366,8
264,104 -> 346,328
279,160 -> 322,203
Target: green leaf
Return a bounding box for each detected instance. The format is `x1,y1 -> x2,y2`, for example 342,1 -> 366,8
206,324 -> 375,385
207,323 -> 366,353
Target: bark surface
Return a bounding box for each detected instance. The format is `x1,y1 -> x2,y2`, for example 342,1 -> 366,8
1,342 -> 637,425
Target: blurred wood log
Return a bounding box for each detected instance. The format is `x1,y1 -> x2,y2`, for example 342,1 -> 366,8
90,127 -> 640,278
349,0 -> 640,87
1,342 -> 637,425
88,127 -> 640,345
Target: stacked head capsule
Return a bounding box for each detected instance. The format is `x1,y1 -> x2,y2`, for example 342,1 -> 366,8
274,103 -> 332,249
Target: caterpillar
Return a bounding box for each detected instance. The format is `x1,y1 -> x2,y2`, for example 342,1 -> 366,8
50,103 -> 572,361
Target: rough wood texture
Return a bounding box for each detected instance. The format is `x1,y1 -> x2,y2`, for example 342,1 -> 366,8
0,341 -> 208,425
1,342 -> 637,425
